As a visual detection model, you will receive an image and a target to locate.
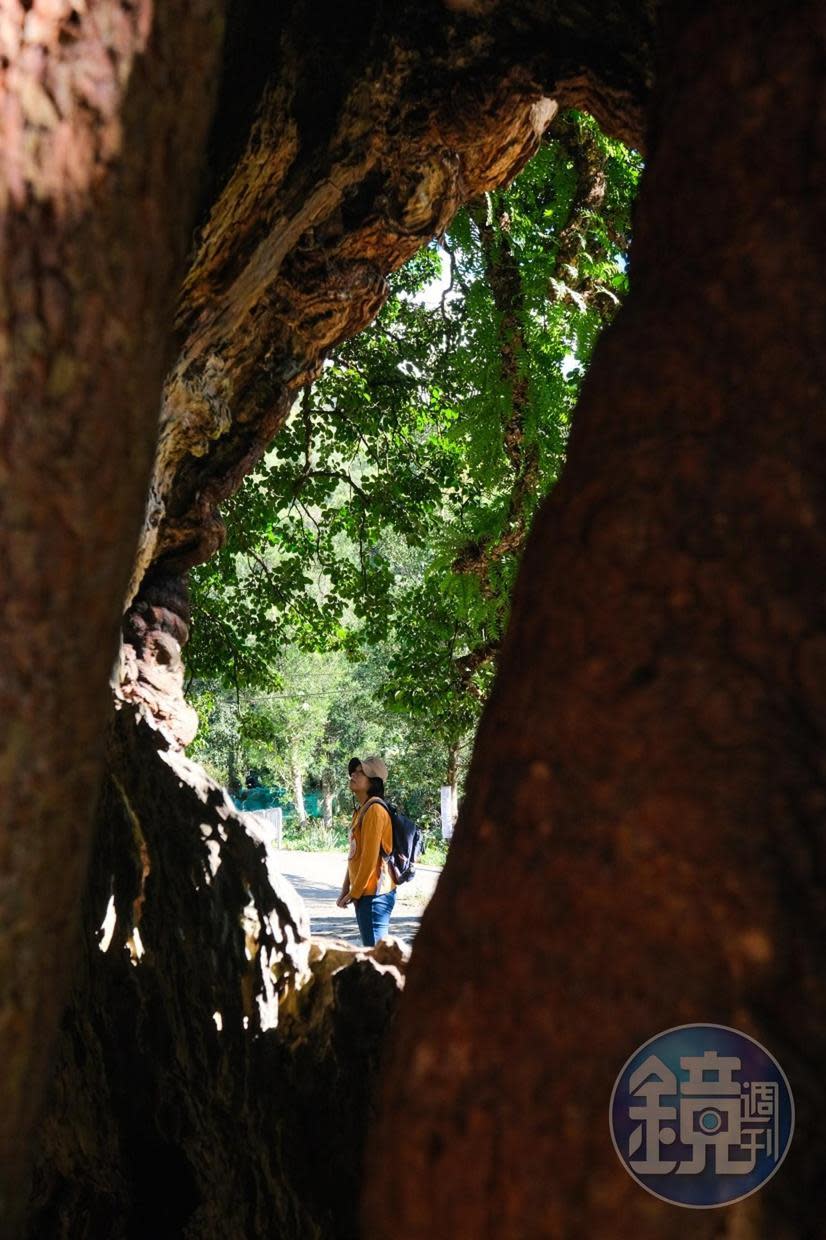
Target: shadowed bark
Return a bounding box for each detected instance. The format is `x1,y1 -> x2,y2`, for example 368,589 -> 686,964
27,701 -> 406,1238
0,2 -> 225,1227
367,3 -> 826,1237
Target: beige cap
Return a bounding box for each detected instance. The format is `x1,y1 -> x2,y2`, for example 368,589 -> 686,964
359,755 -> 388,781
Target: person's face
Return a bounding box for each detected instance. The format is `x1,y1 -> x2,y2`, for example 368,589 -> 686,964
349,764 -> 370,800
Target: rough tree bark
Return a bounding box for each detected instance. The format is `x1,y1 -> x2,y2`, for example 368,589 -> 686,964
123,0 -> 651,596
27,692 -> 408,1239
15,0 -> 821,1236
0,2 -> 225,1228
17,4 -> 656,1231
368,3 -> 826,1238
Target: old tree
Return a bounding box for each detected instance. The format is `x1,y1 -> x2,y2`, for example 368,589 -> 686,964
1,1 -> 824,1237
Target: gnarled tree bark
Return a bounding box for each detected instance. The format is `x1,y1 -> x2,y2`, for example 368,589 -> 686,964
28,696 -> 407,1239
368,3 -> 826,1237
0,2 -> 225,1228
125,0 -> 651,595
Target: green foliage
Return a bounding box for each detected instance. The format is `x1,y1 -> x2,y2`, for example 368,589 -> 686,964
187,112 -> 641,769
189,643 -> 472,831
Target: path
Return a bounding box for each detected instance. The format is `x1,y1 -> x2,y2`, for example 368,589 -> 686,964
274,850 -> 442,945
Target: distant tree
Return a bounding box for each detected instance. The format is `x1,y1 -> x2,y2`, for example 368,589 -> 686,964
190,638 -> 470,835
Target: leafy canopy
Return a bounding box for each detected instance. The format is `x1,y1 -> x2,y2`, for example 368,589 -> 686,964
188,112 -> 641,761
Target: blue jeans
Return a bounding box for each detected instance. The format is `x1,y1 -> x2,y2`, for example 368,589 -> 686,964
355,890 -> 396,946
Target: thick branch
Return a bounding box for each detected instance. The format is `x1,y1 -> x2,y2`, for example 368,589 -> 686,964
454,639 -> 500,700
125,3 -> 652,596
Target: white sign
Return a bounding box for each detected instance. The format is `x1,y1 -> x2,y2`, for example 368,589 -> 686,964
440,785 -> 457,839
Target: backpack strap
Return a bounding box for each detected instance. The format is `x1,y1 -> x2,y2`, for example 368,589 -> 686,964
355,798 -> 395,884
355,795 -> 386,826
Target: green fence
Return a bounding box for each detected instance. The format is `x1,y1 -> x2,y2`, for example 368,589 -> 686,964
231,785 -> 323,819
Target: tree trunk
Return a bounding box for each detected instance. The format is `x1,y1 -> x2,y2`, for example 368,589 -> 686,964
26,702 -> 406,1238
125,2 -> 651,591
227,738 -> 240,794
322,771 -> 334,832
12,5 -> 655,1230
367,3 -> 826,1238
446,741 -> 459,791
0,4 -> 225,1228
446,741 -> 460,828
292,764 -> 307,828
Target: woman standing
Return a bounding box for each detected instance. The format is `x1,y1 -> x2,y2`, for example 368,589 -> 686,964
336,755 -> 396,945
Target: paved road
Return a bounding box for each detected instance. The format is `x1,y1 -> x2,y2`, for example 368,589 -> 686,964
274,850 -> 442,946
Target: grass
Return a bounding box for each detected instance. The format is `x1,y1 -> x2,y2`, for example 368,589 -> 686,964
276,816 -> 450,867
279,818 -> 349,852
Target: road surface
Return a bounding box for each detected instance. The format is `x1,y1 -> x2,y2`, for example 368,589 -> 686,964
274,849 -> 442,945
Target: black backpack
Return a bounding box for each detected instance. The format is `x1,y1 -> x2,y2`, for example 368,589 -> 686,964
361,797 -> 423,885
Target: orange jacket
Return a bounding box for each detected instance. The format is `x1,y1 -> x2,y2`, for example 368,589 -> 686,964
347,798 -> 396,899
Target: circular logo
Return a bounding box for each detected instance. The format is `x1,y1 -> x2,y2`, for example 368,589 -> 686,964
609,1023 -> 794,1208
